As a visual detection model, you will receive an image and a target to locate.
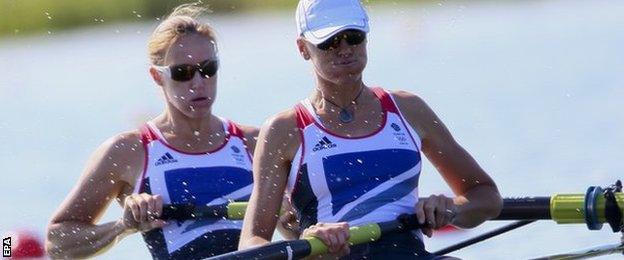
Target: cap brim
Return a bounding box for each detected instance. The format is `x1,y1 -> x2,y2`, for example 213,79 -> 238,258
303,23 -> 368,45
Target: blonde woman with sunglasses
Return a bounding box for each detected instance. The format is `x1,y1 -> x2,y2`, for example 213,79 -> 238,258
45,4 -> 268,259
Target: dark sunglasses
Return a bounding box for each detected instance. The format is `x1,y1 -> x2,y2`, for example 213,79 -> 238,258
156,59 -> 219,82
316,29 -> 366,51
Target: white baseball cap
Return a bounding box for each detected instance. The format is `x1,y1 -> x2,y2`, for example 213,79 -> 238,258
296,0 -> 370,45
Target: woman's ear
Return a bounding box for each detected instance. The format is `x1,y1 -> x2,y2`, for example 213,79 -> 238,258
149,67 -> 164,86
296,38 -> 311,60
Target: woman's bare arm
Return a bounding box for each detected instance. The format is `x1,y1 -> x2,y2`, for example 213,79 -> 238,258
238,111 -> 300,249
45,131 -> 158,258
393,90 -> 503,229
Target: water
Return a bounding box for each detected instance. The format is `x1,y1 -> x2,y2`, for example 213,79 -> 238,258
1,0 -> 623,259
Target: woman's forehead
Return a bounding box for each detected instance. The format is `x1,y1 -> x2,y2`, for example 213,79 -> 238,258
165,35 -> 217,64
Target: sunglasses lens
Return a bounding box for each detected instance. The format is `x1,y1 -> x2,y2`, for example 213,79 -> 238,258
199,60 -> 219,78
167,59 -> 218,81
316,30 -> 366,51
345,31 -> 365,45
317,39 -> 334,51
170,64 -> 195,81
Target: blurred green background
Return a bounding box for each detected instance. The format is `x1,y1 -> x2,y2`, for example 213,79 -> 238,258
0,0 -> 423,37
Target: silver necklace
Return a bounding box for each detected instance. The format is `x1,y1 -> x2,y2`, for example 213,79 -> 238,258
322,86 -> 364,123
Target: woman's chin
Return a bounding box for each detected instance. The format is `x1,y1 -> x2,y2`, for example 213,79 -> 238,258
180,106 -> 212,119
330,73 -> 363,86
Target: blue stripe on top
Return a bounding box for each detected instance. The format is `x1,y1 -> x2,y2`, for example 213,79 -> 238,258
165,166 -> 252,205
322,149 -> 420,218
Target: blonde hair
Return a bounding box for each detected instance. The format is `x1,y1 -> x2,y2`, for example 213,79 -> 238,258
147,2 -> 217,65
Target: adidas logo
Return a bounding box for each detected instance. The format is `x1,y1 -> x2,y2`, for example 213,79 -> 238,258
155,152 -> 178,166
312,136 -> 337,152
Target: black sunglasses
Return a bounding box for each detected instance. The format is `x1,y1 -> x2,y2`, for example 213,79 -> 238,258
316,29 -> 366,51
158,59 -> 219,82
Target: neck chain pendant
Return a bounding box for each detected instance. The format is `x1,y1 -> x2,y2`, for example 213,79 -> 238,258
339,108 -> 353,123
321,85 -> 364,124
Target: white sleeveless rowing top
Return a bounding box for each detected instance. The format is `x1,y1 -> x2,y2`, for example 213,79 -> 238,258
134,118 -> 253,259
286,87 -> 423,229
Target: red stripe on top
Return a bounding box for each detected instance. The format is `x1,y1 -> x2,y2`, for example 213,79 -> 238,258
371,87 -> 421,151
291,104 -> 313,196
227,120 -> 245,139
228,120 -> 254,163
295,103 -> 315,129
140,124 -> 159,144
137,124 -> 158,194
371,87 -> 399,114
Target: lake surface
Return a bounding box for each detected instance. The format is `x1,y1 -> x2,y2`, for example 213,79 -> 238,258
1,0 -> 623,258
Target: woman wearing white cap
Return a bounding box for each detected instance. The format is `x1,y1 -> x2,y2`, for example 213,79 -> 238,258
239,0 -> 503,258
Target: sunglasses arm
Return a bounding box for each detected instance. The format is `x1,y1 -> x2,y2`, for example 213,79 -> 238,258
153,65 -> 171,78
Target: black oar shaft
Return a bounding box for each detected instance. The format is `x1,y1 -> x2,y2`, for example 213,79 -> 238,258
208,240 -> 311,260
496,197 -> 551,220
433,220 -> 536,256
162,197 -> 555,221
161,204 -> 229,220
433,197 -> 550,256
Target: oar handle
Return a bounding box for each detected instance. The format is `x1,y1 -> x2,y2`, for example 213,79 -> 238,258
305,213 -> 422,255
208,214 -> 424,260
304,222 -> 382,255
